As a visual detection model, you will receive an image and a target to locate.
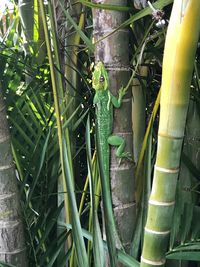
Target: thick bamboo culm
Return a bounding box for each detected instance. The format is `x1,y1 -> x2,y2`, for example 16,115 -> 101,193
140,1 -> 200,267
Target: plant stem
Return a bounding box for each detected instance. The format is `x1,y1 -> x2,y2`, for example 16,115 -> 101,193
140,1 -> 200,266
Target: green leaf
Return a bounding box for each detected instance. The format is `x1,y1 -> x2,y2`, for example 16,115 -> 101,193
59,222 -> 140,267
62,137 -> 89,267
27,130 -> 51,203
167,251 -> 200,261
180,203 -> 193,243
167,242 -> 200,261
86,116 -> 105,267
59,0 -> 94,52
0,262 -> 16,267
182,152 -> 200,181
95,0 -> 173,44
79,0 -> 133,12
191,206 -> 200,239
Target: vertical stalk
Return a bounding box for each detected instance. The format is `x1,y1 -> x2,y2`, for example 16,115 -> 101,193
140,1 -> 200,266
92,0 -> 136,265
39,2 -> 88,267
50,2 -> 84,265
18,0 -> 46,64
18,0 -> 34,46
64,0 -> 83,135
168,96 -> 200,264
132,66 -> 147,164
48,3 -> 72,265
180,97 -> 200,206
0,91 -> 28,266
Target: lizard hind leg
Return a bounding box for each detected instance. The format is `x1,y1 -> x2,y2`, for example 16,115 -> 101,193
107,135 -> 132,161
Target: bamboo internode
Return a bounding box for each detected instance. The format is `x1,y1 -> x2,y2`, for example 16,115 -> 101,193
140,0 -> 200,266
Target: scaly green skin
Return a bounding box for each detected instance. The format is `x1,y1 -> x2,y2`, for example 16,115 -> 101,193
92,61 -> 130,266
93,62 -> 131,165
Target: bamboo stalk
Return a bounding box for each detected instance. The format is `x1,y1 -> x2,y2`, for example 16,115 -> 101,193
140,1 -> 200,266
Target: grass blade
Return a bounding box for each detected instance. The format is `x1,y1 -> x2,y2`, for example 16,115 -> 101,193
62,137 -> 89,267
59,0 -> 94,52
86,116 -> 104,267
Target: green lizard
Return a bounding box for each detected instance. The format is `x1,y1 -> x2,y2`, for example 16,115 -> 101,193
92,61 -> 131,162
92,61 -> 131,266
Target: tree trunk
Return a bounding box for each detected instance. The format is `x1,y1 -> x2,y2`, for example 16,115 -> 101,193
0,91 -> 28,266
92,0 -> 136,261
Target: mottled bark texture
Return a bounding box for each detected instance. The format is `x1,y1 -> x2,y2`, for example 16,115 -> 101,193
92,0 -> 136,254
0,91 -> 27,266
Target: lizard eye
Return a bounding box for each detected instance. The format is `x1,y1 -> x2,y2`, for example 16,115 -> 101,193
99,76 -> 105,82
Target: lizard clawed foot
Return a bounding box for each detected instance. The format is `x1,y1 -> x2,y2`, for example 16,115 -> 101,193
118,152 -> 133,165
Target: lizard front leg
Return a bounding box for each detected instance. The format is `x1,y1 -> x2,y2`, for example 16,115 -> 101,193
111,87 -> 127,108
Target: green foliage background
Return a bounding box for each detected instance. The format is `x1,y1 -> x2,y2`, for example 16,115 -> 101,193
0,1 -> 200,266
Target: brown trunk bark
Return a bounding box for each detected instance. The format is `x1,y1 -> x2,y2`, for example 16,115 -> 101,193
92,0 -> 136,263
0,91 -> 27,266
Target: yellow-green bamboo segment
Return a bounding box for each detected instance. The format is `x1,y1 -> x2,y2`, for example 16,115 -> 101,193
140,1 -> 200,267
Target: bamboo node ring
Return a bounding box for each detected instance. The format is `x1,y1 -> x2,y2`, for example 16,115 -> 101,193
141,256 -> 166,266
149,199 -> 175,206
155,165 -> 179,173
145,227 -> 170,235
0,164 -> 14,170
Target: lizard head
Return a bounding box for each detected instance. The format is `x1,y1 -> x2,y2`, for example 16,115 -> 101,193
92,61 -> 109,91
